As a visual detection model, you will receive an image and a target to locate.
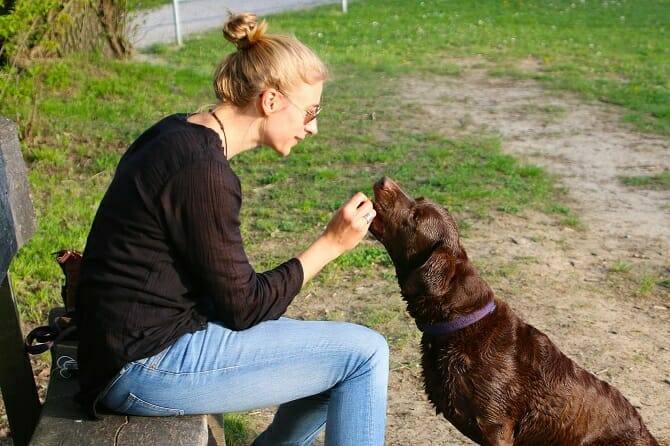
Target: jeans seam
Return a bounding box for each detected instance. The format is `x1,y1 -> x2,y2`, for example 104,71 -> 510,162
126,392 -> 185,416
299,420 -> 326,446
367,372 -> 373,445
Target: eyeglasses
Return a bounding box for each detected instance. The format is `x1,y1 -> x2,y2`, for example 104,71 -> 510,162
280,91 -> 322,125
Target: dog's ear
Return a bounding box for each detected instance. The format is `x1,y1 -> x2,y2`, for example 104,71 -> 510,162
400,246 -> 460,297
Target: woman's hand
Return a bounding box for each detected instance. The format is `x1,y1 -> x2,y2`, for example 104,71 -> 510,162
322,192 -> 376,255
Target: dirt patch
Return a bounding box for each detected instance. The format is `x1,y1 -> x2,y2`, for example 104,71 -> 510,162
406,59 -> 670,244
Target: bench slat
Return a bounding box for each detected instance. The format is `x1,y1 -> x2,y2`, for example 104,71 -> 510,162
0,116 -> 35,284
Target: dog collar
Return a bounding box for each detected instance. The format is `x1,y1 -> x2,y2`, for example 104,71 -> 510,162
418,300 -> 496,336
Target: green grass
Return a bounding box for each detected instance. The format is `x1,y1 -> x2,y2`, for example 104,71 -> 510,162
2,0 -> 667,321
352,304 -> 418,349
609,260 -> 633,274
606,262 -> 669,297
620,170 -> 670,189
223,413 -> 252,446
638,273 -> 659,296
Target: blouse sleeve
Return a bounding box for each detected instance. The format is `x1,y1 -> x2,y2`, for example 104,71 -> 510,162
160,160 -> 304,330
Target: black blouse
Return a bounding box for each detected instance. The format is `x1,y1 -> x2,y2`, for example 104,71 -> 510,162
75,114 -> 304,416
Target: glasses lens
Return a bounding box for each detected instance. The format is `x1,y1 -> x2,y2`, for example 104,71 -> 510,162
305,104 -> 321,124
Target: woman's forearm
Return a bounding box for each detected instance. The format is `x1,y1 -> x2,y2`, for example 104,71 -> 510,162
296,235 -> 344,286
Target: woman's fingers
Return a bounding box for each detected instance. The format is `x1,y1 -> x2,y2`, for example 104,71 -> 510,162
344,196 -> 374,229
343,192 -> 369,216
354,203 -> 375,228
352,201 -> 376,234
322,192 -> 376,253
354,200 -> 373,216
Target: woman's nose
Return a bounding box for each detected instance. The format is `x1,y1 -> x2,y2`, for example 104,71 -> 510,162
305,118 -> 318,136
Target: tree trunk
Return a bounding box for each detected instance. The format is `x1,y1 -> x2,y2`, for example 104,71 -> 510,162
1,0 -> 16,15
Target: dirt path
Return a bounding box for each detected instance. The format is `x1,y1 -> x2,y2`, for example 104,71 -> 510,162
408,57 -> 670,245
246,60 -> 670,445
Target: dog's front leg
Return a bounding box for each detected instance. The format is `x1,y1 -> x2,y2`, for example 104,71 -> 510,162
477,418 -> 514,446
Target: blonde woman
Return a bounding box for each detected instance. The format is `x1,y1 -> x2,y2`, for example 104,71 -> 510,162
75,12 -> 388,446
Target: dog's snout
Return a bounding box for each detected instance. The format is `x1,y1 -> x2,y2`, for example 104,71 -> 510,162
375,176 -> 396,191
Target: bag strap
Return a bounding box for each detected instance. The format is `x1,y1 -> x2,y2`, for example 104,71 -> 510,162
25,311 -> 77,354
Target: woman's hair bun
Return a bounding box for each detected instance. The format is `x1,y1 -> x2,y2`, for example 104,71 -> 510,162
222,12 -> 268,50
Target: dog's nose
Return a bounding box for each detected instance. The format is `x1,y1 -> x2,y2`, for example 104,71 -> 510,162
375,176 -> 395,191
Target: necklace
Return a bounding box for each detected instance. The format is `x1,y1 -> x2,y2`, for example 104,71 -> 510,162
210,110 -> 228,159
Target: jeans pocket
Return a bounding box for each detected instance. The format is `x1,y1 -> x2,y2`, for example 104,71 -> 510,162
117,392 -> 185,417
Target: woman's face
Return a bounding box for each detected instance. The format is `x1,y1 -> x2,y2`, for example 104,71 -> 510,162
262,80 -> 323,157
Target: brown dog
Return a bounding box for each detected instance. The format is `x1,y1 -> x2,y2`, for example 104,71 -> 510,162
369,176 -> 658,446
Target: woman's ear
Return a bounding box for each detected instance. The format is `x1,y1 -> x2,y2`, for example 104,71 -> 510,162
259,88 -> 281,116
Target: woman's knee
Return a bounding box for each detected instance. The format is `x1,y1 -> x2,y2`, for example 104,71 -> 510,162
338,322 -> 389,372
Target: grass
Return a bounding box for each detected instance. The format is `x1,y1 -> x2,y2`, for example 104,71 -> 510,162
620,170 -> 670,190
606,261 -> 669,298
353,304 -> 418,349
638,273 -> 660,296
223,413 -> 253,446
609,260 -> 633,273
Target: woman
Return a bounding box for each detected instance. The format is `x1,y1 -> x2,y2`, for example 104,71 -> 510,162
74,12 -> 388,446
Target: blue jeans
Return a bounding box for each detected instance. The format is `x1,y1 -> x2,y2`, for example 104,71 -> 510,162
99,318 -> 389,446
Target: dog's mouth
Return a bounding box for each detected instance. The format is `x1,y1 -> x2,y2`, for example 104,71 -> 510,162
370,178 -> 395,241
369,200 -> 384,240
370,176 -> 407,241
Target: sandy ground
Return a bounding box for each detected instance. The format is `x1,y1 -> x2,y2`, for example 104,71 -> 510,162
2,58 -> 668,445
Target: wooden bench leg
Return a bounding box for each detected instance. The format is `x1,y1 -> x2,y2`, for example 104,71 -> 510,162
207,414 -> 227,446
0,274 -> 41,446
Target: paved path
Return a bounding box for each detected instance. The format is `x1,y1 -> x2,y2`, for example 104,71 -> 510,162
131,0 -> 343,48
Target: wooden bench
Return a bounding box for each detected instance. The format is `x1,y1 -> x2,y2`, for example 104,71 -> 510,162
0,116 -> 225,446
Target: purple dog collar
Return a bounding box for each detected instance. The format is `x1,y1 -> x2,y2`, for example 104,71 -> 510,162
418,300 -> 496,336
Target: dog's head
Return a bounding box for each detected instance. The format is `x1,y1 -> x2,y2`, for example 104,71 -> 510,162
370,177 -> 466,301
